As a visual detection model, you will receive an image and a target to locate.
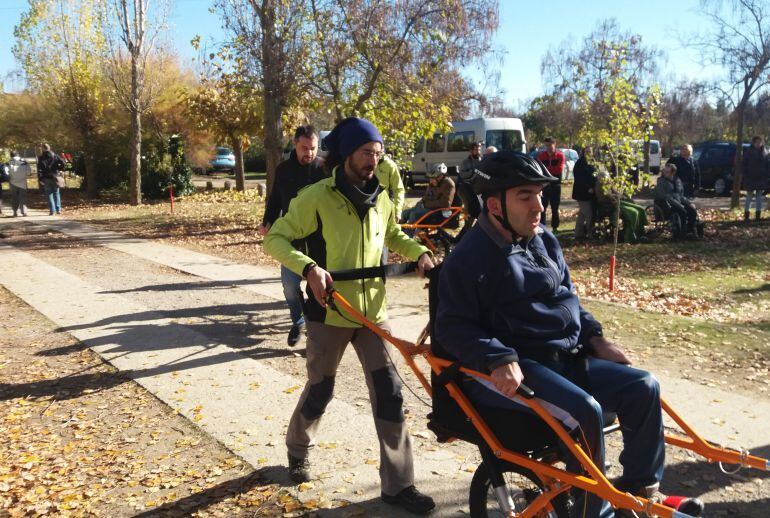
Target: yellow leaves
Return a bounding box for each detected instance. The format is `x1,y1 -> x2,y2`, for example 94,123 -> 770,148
297,481 -> 315,492
283,385 -> 302,394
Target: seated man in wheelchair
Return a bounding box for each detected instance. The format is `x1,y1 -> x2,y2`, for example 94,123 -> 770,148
434,150 -> 703,517
401,162 -> 456,232
655,163 -> 700,240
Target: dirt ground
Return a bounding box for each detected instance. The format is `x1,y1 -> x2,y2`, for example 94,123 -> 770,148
0,285 -> 306,517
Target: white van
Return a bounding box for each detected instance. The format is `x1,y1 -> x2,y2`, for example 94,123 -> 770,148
406,118 -> 527,187
630,139 -> 662,173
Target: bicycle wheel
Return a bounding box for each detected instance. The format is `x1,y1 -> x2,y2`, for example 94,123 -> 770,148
468,461 -> 570,518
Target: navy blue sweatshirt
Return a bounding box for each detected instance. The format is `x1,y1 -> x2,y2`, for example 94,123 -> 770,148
435,213 -> 602,373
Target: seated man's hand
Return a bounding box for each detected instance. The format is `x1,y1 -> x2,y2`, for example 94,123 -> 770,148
258,223 -> 270,236
589,336 -> 631,365
306,265 -> 334,308
416,252 -> 434,278
490,361 -> 524,399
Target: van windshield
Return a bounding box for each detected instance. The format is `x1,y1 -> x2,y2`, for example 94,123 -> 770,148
486,130 -> 524,152
650,141 -> 660,154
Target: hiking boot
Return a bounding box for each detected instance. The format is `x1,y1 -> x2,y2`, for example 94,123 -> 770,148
381,485 -> 435,514
287,454 -> 311,483
287,322 -> 305,347
617,485 -> 703,517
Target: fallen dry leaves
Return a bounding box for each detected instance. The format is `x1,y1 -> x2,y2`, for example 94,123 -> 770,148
0,287 -> 308,517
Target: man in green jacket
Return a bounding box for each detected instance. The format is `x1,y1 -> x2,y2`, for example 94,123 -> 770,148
263,117 -> 435,514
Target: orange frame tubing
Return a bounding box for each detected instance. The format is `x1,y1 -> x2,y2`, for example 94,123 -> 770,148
400,206 -> 465,255
400,206 -> 465,232
328,290 -> 768,517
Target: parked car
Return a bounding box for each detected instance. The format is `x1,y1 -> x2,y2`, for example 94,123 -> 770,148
692,141 -> 750,196
210,147 -> 236,173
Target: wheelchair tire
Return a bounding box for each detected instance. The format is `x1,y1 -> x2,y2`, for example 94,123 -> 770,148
433,231 -> 454,260
670,212 -> 683,239
468,461 -> 570,518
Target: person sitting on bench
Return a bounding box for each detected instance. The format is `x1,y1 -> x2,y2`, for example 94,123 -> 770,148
434,150 -> 704,518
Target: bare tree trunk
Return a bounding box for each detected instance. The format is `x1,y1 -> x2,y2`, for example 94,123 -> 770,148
84,145 -> 99,198
263,95 -> 283,197
643,139 -> 650,176
730,105 -> 745,209
232,136 -> 245,192
129,106 -> 142,205
128,38 -> 143,205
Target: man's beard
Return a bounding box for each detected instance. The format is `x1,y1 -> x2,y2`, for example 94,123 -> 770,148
349,162 -> 375,183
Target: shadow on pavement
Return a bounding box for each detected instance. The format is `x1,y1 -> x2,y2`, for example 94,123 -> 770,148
660,443 -> 770,518
132,472 -> 270,518
102,278 -> 282,293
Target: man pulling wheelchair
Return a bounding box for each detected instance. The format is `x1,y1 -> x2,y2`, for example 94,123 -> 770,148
434,150 -> 704,517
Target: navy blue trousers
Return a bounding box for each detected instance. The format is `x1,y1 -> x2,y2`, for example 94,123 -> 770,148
464,356 -> 664,518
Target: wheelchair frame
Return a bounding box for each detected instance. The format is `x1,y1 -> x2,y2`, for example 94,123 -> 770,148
400,206 -> 467,257
327,288 -> 768,518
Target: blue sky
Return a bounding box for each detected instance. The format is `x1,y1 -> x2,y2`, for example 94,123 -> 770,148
1,0 -> 720,106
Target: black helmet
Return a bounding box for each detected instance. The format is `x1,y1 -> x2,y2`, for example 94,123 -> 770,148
471,150 -> 557,196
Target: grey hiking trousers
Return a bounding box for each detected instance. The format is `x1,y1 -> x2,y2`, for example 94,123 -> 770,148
285,320 -> 414,495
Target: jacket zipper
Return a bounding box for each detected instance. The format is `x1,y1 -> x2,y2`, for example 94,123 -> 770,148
332,187 -> 369,318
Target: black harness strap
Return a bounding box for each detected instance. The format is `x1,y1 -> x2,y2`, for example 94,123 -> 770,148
434,361 -> 462,387
329,262 -> 417,281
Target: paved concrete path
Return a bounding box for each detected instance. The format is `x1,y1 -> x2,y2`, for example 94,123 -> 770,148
1,209 -> 767,516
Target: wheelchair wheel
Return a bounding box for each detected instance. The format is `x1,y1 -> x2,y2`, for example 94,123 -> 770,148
670,212 -> 683,239
432,231 -> 454,260
468,461 -> 570,517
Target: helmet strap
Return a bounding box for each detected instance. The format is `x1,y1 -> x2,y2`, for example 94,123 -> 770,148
495,191 -> 518,238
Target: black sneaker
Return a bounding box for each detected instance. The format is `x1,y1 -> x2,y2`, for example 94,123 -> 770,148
287,322 -> 305,347
287,453 -> 311,483
381,485 -> 435,514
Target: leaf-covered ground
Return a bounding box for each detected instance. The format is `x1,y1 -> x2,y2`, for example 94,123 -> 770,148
63,189 -> 770,325
0,287 -> 308,517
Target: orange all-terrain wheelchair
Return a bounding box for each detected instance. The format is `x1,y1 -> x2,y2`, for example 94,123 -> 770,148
324,264 -> 768,518
400,179 -> 482,257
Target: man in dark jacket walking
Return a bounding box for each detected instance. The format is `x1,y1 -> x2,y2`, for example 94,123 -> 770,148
571,145 -> 598,239
435,151 -> 704,518
259,126 -> 327,346
666,144 -> 700,198
741,136 -> 768,222
37,144 -> 66,215
459,141 -> 483,179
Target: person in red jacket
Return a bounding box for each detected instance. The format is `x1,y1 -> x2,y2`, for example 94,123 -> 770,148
536,137 -> 566,231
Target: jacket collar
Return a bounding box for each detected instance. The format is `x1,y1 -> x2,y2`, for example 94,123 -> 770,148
478,212 -> 540,251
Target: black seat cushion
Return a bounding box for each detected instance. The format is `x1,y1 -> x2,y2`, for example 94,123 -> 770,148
430,371 -> 559,453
